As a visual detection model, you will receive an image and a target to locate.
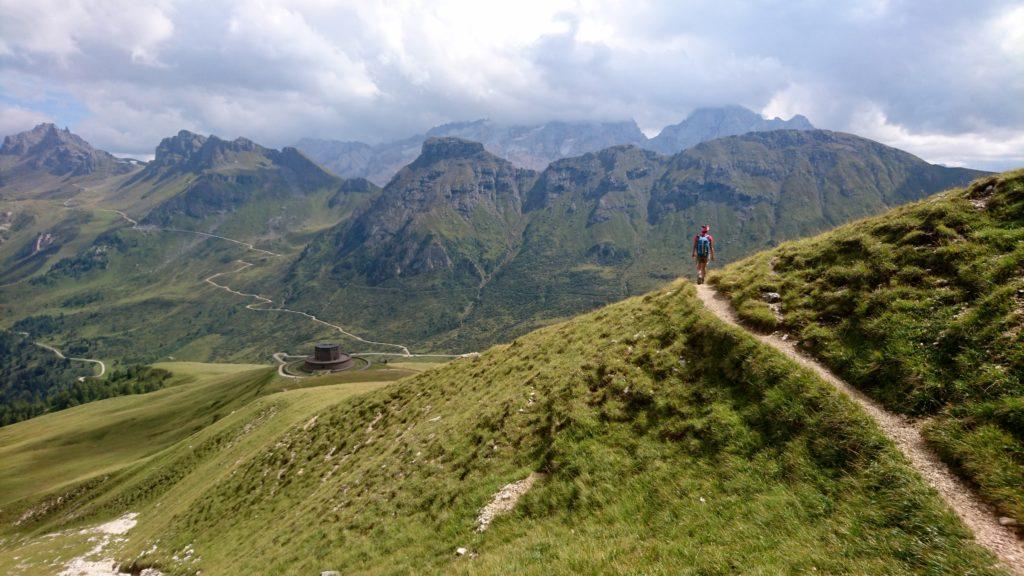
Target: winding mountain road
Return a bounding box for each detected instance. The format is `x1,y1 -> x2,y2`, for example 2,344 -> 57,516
204,261 -> 412,355
695,284 -> 1024,574
15,331 -> 106,381
19,199 -> 471,376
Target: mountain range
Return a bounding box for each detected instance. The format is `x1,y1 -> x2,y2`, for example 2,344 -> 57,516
295,105 -> 814,186
0,116 -> 987,366
283,129 -> 984,351
129,130 -> 371,243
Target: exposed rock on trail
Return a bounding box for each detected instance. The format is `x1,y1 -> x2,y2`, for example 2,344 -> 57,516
475,472 -> 543,533
56,512 -> 164,576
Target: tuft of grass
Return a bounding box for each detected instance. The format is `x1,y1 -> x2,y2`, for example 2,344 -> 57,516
713,169 -> 1024,525
737,299 -> 780,332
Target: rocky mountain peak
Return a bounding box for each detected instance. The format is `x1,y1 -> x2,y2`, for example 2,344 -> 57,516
647,105 -> 815,155
417,137 -> 487,163
783,114 -> 814,130
0,123 -> 127,178
148,131 -> 273,175
152,130 -> 208,167
2,123 -> 87,157
130,128 -> 344,220
425,119 -> 493,138
208,135 -> 259,153
686,104 -> 760,123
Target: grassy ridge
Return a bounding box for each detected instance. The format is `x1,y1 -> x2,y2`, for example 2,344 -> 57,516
712,170 -> 1024,524
0,284 -> 1003,574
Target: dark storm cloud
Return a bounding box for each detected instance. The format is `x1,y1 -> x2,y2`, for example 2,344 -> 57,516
0,0 -> 1021,169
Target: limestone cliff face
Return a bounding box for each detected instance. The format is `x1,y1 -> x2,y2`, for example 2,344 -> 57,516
306,137 -> 536,284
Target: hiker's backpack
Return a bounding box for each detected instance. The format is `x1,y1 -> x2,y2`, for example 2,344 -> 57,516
696,234 -> 711,258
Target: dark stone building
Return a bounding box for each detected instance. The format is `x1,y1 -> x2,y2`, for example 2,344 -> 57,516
303,342 -> 355,372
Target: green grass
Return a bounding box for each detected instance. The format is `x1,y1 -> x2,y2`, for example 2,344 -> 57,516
0,362 -> 270,506
0,175 -> 386,368
0,205 -> 390,365
712,169 -> 1024,525
0,360 -> 422,509
736,299 -> 780,332
0,284 -> 1005,575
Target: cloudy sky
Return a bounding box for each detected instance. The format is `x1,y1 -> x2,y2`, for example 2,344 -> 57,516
1,0 -> 1022,170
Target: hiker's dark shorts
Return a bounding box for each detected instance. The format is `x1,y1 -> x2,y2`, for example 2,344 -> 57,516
696,256 -> 709,265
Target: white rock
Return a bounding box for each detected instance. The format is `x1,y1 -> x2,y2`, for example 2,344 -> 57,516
475,473 -> 543,532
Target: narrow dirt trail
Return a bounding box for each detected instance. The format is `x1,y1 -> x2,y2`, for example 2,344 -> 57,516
695,284 -> 1024,574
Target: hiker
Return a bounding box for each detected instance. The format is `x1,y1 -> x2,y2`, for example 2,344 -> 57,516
691,224 -> 715,284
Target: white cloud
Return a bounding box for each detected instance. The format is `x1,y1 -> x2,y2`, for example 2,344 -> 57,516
852,104 -> 1024,171
0,104 -> 53,137
224,2 -> 378,98
994,5 -> 1024,56
0,0 -> 173,62
0,0 -> 1021,170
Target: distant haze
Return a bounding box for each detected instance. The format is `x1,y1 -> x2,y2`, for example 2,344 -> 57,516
294,107 -> 815,185
1,1 -> 1022,171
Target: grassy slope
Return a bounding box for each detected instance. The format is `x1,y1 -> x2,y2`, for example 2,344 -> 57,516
0,199 -> 123,285
0,361 -> 420,509
0,198 -> 396,364
1,167 -> 381,366
712,170 -> 1024,525
0,362 -> 269,507
0,284 -> 1004,575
